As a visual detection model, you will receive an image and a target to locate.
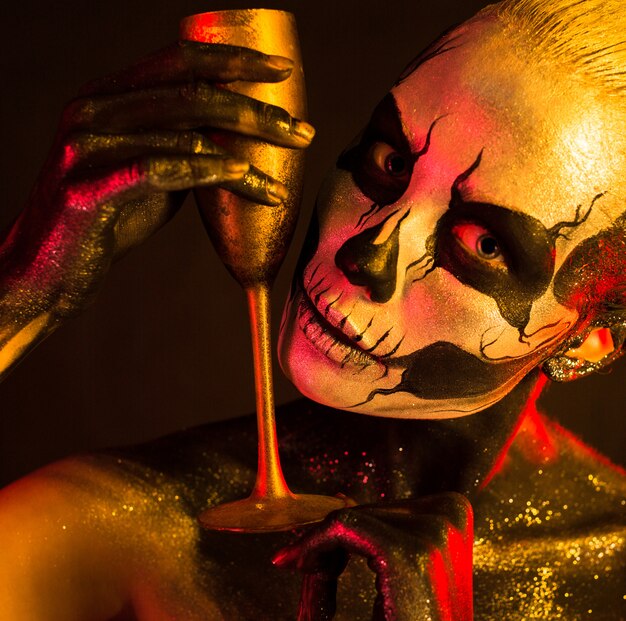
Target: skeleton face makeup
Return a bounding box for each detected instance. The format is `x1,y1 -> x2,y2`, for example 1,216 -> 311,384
278,16 -> 626,419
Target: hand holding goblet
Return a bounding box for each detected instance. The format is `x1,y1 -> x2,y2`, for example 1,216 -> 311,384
0,30 -> 313,380
181,9 -> 351,532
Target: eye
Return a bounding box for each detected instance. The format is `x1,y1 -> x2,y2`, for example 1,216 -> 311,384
452,222 -> 506,265
337,134 -> 414,206
369,142 -> 410,177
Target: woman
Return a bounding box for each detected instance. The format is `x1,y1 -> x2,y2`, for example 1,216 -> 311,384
0,0 -> 624,618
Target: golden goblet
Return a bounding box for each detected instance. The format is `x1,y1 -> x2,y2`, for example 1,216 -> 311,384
180,9 -> 349,532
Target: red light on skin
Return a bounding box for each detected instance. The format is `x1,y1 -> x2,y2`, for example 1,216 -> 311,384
448,518 -> 474,619
62,143 -> 78,171
548,419 -> 626,478
479,373 -> 554,490
5,165 -> 144,296
427,520 -> 474,621
480,367 -> 626,491
429,548 -> 453,621
65,166 -> 141,212
516,407 -> 558,465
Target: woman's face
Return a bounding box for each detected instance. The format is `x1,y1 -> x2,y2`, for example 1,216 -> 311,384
278,17 -> 625,419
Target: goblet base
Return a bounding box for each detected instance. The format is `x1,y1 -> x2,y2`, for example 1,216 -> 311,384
198,493 -> 352,533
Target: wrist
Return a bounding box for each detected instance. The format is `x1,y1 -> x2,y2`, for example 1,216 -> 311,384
0,220 -> 64,379
0,310 -> 56,380
1,203 -> 108,320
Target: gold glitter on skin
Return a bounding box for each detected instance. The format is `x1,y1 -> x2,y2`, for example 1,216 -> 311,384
1,1 -> 626,618
1,394 -> 623,620
473,412 -> 626,620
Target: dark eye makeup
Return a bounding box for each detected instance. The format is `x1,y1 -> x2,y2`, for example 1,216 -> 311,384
435,196 -> 556,330
337,93 -> 414,206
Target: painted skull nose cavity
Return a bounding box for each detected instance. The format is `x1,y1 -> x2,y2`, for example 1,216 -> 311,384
335,211 -> 406,303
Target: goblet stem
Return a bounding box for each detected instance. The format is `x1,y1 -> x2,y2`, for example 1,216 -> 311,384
198,280 -> 352,533
189,8 -> 353,532
246,283 -> 293,500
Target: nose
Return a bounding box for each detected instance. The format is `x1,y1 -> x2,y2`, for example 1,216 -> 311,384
334,211 -> 406,303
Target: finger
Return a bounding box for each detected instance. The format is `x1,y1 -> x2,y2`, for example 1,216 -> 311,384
274,543 -> 347,621
368,536 -> 431,621
371,591 -> 388,621
61,131 -> 289,206
272,511 -> 379,574
64,83 -> 315,148
80,42 -> 294,96
297,571 -> 341,621
221,165 -> 289,205
59,130 -> 222,172
62,154 -> 248,221
364,509 -> 472,621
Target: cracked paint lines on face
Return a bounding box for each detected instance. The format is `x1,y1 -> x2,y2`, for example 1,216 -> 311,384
278,16 -> 625,419
337,94 -> 444,231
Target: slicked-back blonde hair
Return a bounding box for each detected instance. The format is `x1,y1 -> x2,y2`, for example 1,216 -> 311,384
480,0 -> 626,95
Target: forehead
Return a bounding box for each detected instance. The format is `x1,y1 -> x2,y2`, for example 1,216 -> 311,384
390,17 -> 625,231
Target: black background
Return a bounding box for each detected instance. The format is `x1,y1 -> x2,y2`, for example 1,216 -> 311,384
0,0 -> 623,487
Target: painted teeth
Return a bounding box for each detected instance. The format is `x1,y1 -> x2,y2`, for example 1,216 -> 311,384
298,293 -> 377,368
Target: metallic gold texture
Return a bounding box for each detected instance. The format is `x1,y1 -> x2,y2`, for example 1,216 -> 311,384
180,9 -> 308,288
1,395 -> 622,618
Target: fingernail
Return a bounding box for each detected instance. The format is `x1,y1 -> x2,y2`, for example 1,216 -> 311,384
224,159 -> 249,175
293,121 -> 316,143
268,54 -> 294,71
271,547 -> 294,567
268,181 -> 289,202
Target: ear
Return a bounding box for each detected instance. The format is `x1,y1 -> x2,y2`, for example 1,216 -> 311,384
542,322 -> 626,382
565,327 -> 614,362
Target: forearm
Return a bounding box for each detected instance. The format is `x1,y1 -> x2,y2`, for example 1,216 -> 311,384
0,217 -> 63,380
0,310 -> 55,380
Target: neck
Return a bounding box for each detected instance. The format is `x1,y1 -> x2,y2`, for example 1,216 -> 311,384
309,370 -> 545,502
398,370 -> 546,500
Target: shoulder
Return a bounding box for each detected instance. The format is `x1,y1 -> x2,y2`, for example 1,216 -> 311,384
0,429 -> 232,619
0,399 -> 329,620
474,414 -> 626,619
477,410 -> 626,532
0,456 -> 136,619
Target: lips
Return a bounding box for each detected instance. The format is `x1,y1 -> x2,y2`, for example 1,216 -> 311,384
296,285 -> 380,368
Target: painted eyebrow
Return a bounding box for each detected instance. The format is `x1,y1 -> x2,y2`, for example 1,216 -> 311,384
395,26 -> 465,86
376,94 -> 445,159
335,93 -> 415,214
451,152 -> 604,247
450,152 -> 553,266
361,93 -> 413,156
336,94 -> 443,228
351,92 -> 442,162
335,93 -> 406,172
434,189 -> 558,331
445,150 -> 557,288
